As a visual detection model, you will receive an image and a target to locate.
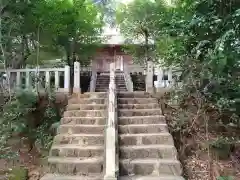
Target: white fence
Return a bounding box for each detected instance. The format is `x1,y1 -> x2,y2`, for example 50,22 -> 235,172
0,62 -> 180,93
0,66 -> 70,93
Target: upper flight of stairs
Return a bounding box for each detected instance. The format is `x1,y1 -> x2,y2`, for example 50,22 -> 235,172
95,73 -> 109,92
95,71 -> 127,92
117,92 -> 184,180
42,92 -> 107,180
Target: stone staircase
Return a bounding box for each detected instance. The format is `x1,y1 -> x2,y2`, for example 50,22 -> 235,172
95,73 -> 109,92
41,91 -> 184,180
95,72 -> 127,92
117,92 -> 184,180
41,92 -> 107,180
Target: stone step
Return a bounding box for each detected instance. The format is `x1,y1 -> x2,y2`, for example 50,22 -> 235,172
118,92 -> 151,98
118,98 -> 158,104
58,125 -> 105,134
48,157 -> 103,175
120,145 -> 177,159
50,145 -> 103,158
53,134 -> 104,146
64,110 -> 106,117
118,109 -> 162,117
41,174 -> 103,180
67,104 -> 106,111
61,117 -> 106,125
119,175 -> 185,180
117,89 -> 128,91
69,98 -> 106,105
118,115 -> 166,125
117,90 -> 128,92
119,159 -> 182,176
96,79 -> 109,81
119,124 -> 168,134
96,81 -> 109,84
95,90 -> 108,92
118,103 -> 159,109
119,133 -> 174,146
71,93 -> 107,99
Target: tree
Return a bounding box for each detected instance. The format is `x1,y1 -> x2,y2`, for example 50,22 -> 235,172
116,0 -> 160,65
0,0 -> 104,68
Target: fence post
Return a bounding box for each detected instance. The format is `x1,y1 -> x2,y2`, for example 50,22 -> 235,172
45,71 -> 50,89
16,72 -> 21,88
25,71 -> 30,88
64,65 -> 70,93
146,61 -> 154,93
156,66 -> 163,92
73,61 -> 81,93
35,66 -> 40,91
54,71 -> 59,90
168,67 -> 172,87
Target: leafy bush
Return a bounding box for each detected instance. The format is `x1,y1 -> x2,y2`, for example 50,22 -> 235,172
0,88 -> 62,159
217,176 -> 234,180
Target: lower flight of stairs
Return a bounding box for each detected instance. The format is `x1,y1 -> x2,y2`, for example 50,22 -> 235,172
95,71 -> 127,92
41,92 -> 107,180
117,92 -> 184,180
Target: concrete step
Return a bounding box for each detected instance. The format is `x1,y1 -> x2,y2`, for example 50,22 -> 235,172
119,124 -> 168,134
53,134 -> 104,146
96,82 -> 109,84
49,157 -> 103,175
95,90 -> 108,92
118,103 -> 159,109
120,145 -> 177,159
71,93 -> 107,99
67,104 -> 106,111
58,125 -> 105,134
118,98 -> 158,104
119,159 -> 182,176
41,174 -> 103,180
118,109 -> 162,117
50,145 -> 103,158
118,92 -> 151,98
69,98 -> 106,105
117,89 -> 128,91
118,115 -> 166,125
119,175 -> 185,180
119,133 -> 174,146
64,110 -> 106,117
61,117 -> 106,125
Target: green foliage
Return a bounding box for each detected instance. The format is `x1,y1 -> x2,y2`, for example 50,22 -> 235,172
217,176 -> 234,180
9,167 -> 28,180
0,0 -> 104,68
0,89 -> 62,159
209,136 -> 236,160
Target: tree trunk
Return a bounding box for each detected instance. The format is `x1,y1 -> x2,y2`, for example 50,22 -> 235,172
144,30 -> 149,66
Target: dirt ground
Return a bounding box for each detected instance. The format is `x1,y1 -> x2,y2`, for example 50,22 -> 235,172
0,138 -> 49,180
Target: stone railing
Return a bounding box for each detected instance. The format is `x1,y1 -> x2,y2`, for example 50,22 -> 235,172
89,67 -> 97,92
123,66 -> 133,92
104,62 -> 118,180
0,66 -> 70,93
0,62 -> 82,94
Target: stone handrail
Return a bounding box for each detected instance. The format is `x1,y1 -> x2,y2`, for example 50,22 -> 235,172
123,66 -> 133,92
104,62 -> 118,180
0,65 -> 71,93
89,69 -> 97,92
